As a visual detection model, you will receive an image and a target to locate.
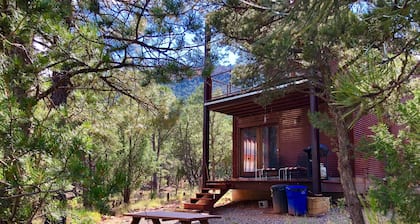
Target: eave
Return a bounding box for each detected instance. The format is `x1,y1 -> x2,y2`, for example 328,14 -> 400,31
205,79 -> 310,117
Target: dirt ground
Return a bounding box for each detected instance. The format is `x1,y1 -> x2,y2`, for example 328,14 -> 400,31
100,201 -> 351,224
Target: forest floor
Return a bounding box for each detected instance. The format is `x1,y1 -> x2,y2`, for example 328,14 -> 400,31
100,200 -> 353,224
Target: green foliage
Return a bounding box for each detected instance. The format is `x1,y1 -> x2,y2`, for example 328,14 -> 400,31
210,110 -> 233,180
171,89 -> 204,186
171,87 -> 232,185
67,208 -> 102,224
308,111 -> 336,137
360,89 -> 420,223
331,51 -> 400,127
0,104 -> 80,222
1,0 -> 205,221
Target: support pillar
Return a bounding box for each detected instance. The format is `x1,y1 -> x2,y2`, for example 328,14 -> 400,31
310,86 -> 321,195
202,79 -> 211,187
202,23 -> 211,188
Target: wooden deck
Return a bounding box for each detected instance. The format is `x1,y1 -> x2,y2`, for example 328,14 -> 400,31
209,178 -> 310,191
207,177 -> 342,193
183,177 -> 342,212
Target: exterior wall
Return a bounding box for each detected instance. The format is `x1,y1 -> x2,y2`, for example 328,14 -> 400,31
277,106 -> 339,178
278,107 -> 311,168
233,105 -> 339,179
353,114 -> 386,193
232,117 -> 239,178
222,94 -> 387,194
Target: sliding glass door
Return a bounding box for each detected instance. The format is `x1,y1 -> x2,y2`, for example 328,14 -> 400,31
242,128 -> 257,173
241,126 -> 278,176
263,126 -> 278,169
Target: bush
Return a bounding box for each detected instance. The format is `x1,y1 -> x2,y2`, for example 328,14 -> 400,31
362,90 -> 420,223
67,209 -> 102,224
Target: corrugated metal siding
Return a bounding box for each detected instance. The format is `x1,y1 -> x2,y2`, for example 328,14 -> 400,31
353,114 -> 385,178
278,108 -> 310,168
277,106 -> 340,178
235,105 -> 341,179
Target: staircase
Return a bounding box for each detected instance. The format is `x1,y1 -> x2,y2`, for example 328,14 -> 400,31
183,181 -> 229,212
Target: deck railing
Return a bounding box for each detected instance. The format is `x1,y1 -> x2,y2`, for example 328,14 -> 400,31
210,68 -> 256,100
210,70 -> 240,99
208,68 -> 307,101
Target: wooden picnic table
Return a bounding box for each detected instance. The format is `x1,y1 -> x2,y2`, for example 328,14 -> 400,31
124,211 -> 222,224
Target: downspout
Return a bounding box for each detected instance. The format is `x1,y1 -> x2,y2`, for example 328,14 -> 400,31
310,85 -> 321,195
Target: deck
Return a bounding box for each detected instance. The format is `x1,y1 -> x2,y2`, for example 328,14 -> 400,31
207,177 -> 342,193
183,177 -> 342,212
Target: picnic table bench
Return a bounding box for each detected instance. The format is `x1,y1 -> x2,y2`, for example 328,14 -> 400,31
124,211 -> 222,224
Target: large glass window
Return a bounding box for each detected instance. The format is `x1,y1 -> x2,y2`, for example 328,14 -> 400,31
242,128 -> 257,172
263,126 -> 278,169
241,126 -> 278,175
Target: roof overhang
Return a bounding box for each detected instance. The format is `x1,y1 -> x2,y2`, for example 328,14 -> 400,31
205,79 -> 310,117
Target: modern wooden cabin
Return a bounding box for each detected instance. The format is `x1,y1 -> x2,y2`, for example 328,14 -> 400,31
183,71 -> 385,211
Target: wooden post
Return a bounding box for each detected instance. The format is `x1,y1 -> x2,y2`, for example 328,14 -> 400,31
202,23 -> 211,188
310,85 -> 321,195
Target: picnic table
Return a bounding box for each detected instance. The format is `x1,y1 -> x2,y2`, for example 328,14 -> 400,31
124,211 -> 222,224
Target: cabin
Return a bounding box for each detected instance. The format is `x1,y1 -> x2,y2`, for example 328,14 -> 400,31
183,70 -> 385,211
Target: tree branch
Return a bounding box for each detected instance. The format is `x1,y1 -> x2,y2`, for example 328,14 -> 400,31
99,76 -> 158,113
362,60 -> 419,100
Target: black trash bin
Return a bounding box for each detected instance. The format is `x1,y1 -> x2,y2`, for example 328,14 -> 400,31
271,184 -> 288,214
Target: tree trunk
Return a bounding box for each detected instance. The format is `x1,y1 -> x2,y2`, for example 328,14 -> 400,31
82,188 -> 92,209
332,107 -> 365,224
123,187 -> 131,204
124,136 -> 133,204
152,173 -> 158,196
151,132 -> 161,195
151,133 -> 157,195
210,112 -> 215,180
82,154 -> 94,209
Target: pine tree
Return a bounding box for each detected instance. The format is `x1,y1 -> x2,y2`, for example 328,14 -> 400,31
0,0 -> 203,222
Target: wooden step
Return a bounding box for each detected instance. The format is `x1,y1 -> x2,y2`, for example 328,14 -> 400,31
183,182 -> 230,212
183,203 -> 212,211
206,182 -> 229,189
196,192 -> 216,199
201,188 -> 221,194
190,197 -> 213,205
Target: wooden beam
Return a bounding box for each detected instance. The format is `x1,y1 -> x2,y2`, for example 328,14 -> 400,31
202,23 -> 211,187
310,86 -> 321,194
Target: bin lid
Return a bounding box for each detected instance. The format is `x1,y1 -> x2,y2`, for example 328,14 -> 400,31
286,185 -> 307,190
271,184 -> 287,190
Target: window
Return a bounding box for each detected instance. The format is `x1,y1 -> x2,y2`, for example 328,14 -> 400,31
241,126 -> 279,175
242,128 -> 257,173
263,126 -> 278,169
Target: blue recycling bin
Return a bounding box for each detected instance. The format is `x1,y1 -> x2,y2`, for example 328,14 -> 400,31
285,185 -> 307,216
